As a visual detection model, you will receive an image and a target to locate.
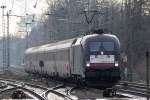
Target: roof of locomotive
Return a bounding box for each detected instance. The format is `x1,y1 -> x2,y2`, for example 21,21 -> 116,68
81,33 -> 120,45
25,33 -> 119,54
83,33 -> 119,41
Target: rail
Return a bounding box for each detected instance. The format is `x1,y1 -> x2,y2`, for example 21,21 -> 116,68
117,81 -> 150,97
0,78 -> 76,100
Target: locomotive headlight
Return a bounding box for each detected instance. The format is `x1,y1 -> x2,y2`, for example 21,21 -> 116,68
115,61 -> 119,67
86,62 -> 90,67
101,51 -> 104,55
86,63 -> 90,67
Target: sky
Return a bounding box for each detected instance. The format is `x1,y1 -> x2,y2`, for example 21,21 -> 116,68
0,0 -> 49,37
0,0 -> 122,38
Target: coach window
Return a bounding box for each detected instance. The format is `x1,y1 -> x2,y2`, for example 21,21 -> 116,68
29,61 -> 32,67
39,60 -> 44,67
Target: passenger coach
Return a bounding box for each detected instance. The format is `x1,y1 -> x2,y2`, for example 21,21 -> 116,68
25,30 -> 121,87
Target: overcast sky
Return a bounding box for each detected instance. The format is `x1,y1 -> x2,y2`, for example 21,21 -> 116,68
0,0 -> 122,37
0,0 -> 48,37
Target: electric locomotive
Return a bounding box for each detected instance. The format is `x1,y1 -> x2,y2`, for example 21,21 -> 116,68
82,31 -> 121,86
25,30 -> 121,87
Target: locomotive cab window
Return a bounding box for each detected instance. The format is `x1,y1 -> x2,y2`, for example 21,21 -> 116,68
89,42 -> 114,52
89,42 -> 101,52
102,42 -> 114,51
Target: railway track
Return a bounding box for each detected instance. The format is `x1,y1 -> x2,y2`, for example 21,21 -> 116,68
0,78 -> 108,99
116,81 -> 149,98
0,78 -> 76,100
1,77 -> 146,99
45,86 -> 75,100
28,77 -> 134,99
0,79 -> 46,99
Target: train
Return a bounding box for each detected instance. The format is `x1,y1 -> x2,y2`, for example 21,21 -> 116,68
24,30 -> 121,87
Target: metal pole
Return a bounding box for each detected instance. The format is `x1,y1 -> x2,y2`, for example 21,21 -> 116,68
26,24 -> 28,49
88,0 -> 90,31
1,5 -> 6,71
146,51 -> 149,100
7,12 -> 10,69
25,22 -> 32,49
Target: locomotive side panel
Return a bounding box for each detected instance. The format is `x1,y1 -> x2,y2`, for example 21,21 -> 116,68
32,53 -> 37,73
34,53 -> 40,74
55,48 -> 70,78
45,51 -> 55,76
43,52 -> 49,74
36,52 -> 47,74
55,50 -> 63,77
24,54 -> 30,73
44,52 -> 48,74
71,45 -> 83,76
36,52 -> 43,74
29,54 -> 34,73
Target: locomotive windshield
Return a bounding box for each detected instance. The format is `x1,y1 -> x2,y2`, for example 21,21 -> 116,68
89,42 -> 114,52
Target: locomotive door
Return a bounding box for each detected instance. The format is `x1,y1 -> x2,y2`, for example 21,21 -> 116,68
70,45 -> 82,75
70,46 -> 74,74
53,52 -> 57,76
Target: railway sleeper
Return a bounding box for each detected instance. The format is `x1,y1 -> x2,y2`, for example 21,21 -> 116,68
103,88 -> 117,97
